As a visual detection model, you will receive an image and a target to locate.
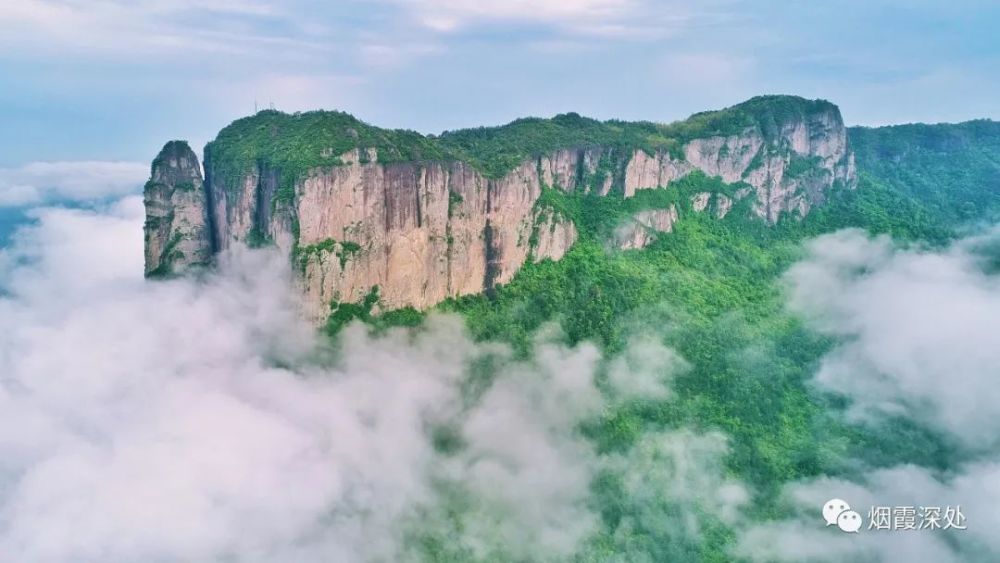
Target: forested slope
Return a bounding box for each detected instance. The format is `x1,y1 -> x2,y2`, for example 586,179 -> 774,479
352,119 -> 1000,561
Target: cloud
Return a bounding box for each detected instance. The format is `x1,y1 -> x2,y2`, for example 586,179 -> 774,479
735,461 -> 1000,562
784,228 -> 1000,448
0,161 -> 147,207
734,227 -> 1000,562
0,0 -> 287,56
424,331 -> 605,558
0,196 -> 706,561
384,0 -> 724,39
608,429 -> 749,541
607,334 -> 688,401
393,0 -> 635,32
19,201 -> 1000,562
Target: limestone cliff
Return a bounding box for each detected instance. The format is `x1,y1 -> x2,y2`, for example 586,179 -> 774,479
143,141 -> 212,277
614,207 -> 679,250
144,95 -> 857,322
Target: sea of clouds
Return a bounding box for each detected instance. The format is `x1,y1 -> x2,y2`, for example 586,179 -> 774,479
1,193 -> 999,562
737,228 -> 1000,562
0,196 -> 737,561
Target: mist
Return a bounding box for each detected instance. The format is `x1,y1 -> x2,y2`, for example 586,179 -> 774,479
736,228 -> 1000,562
4,196 -> 1000,562
0,196 -> 722,562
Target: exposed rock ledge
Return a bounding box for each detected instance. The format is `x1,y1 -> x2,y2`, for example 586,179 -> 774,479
614,207 -> 679,250
144,97 -> 856,323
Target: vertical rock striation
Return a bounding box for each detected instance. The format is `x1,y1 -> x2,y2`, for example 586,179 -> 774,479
614,206 -> 679,250
143,141 -> 213,277
144,95 -> 857,321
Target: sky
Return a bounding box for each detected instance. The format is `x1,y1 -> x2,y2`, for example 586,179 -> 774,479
2,3 -> 1000,559
0,0 -> 998,172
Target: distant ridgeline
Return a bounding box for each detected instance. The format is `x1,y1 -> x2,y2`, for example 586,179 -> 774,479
848,119 -> 1000,225
142,95 -> 996,323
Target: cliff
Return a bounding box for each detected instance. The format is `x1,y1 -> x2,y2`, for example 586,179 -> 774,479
143,141 -> 212,277
144,95 -> 856,321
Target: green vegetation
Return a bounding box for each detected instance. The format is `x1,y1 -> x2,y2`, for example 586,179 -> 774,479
295,238 -> 362,270
663,95 -> 838,146
151,140 -> 195,174
447,190 -> 463,217
849,120 -> 1000,225
145,231 -> 184,278
204,109 -> 449,198
535,171 -> 743,242
783,154 -> 822,179
245,227 -> 272,249
193,98 -> 999,559
333,118 -> 1000,561
323,286 -> 381,336
437,96 -> 838,178
438,112 -> 675,178
202,95 -> 835,201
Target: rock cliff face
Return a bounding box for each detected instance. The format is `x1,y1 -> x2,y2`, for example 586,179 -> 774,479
143,141 -> 212,277
614,207 -> 679,250
144,95 -> 856,322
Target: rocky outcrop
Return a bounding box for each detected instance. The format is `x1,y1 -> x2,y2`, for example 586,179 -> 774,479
285,155 -> 548,320
685,134 -> 764,184
716,194 -> 733,219
692,192 -> 711,213
614,207 -> 679,250
531,208 -> 578,263
145,96 -> 857,322
680,107 -> 855,222
614,105 -> 855,222
143,141 -> 212,277
623,149 -> 693,198
538,147 -> 611,193
691,192 -> 734,219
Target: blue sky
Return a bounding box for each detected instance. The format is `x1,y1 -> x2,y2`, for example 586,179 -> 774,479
0,0 -> 998,197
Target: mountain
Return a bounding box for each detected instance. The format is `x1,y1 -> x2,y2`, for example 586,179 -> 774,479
848,119 -> 1000,224
143,95 -> 856,321
136,96 -> 1000,561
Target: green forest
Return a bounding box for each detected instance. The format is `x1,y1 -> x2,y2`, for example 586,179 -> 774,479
325,119 -> 1000,561
203,95 -> 839,195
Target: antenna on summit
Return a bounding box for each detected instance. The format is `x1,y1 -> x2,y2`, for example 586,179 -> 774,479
254,99 -> 258,113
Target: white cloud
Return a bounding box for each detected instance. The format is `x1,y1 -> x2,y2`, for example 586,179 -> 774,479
0,161 -> 147,207
26,201 -> 1000,562
394,0 -> 636,31
614,429 -> 749,526
0,0 -> 321,59
783,228 -> 1000,448
736,463 -> 1000,562
734,227 -> 1000,562
358,42 -> 444,69
386,0 -> 710,38
607,334 -> 688,401
593,429 -> 750,561
0,197 -> 697,561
